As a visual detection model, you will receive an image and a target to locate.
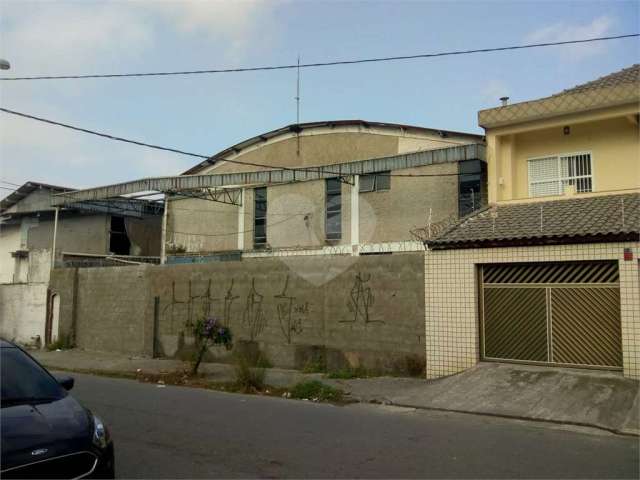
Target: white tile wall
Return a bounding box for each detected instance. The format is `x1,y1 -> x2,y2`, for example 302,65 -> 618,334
424,241 -> 640,379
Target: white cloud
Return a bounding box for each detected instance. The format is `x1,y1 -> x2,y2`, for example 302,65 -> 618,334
525,15 -> 615,61
0,1 -> 278,190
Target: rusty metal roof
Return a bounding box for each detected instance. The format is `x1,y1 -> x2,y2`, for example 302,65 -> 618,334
426,193 -> 640,250
478,64 -> 640,129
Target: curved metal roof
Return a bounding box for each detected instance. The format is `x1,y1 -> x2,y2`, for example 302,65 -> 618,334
183,119 -> 483,175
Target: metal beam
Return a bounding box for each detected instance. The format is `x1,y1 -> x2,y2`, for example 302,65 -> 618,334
52,143 -> 485,206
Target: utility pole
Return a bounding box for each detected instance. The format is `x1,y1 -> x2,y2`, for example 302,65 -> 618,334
160,195 -> 168,264
50,207 -> 59,270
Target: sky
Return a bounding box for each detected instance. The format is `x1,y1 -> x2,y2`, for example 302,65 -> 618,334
0,0 -> 638,191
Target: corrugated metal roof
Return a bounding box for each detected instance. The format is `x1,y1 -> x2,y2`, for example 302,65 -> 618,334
427,193 -> 640,249
0,181 -> 70,213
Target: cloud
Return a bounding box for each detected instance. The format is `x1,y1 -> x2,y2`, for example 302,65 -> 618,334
524,15 -> 615,61
0,1 -> 279,190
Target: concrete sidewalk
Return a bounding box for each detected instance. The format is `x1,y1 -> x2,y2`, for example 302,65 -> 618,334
32,349 -> 639,436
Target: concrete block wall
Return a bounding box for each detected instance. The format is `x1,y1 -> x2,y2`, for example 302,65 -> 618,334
0,283 -> 48,347
51,253 -> 426,373
425,241 -> 640,380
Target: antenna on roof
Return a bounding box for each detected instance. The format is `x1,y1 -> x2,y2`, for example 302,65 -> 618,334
295,54 -> 301,157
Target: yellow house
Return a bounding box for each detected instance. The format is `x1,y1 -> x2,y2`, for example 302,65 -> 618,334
482,64 -> 639,204
424,65 -> 640,380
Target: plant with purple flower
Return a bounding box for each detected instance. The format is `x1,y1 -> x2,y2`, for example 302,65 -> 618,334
191,315 -> 233,375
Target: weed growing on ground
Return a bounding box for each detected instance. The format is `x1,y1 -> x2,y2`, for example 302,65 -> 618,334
290,380 -> 344,403
46,335 -> 74,351
302,359 -> 326,374
233,352 -> 266,393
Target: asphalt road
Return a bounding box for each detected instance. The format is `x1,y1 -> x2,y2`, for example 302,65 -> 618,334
66,372 -> 639,479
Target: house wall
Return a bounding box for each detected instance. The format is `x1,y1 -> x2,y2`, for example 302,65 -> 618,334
362,163 -> 459,243
0,223 -> 21,283
424,241 -> 640,380
50,253 -> 426,373
0,283 -> 48,347
167,197 -> 239,253
27,213 -> 109,254
487,111 -> 640,203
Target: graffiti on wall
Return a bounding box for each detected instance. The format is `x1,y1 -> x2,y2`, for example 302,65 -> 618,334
344,272 -> 382,324
161,278 -> 244,334
162,279 -> 220,333
274,275 -> 308,344
242,278 -> 267,341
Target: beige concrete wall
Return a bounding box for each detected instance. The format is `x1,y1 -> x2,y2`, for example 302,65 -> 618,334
50,253 -> 426,373
27,213 -> 109,254
0,223 -> 21,283
267,180 -> 325,249
167,197 -> 239,253
487,112 -> 640,203
209,132 -> 400,174
169,127 -> 480,253
424,242 -> 640,380
361,163 -> 458,243
168,161 -> 464,253
0,283 -> 48,347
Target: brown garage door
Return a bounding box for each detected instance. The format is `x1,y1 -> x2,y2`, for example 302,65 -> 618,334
479,261 -> 622,369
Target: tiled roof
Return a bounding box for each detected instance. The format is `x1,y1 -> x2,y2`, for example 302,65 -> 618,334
427,193 -> 640,250
478,64 -> 640,128
560,64 -> 640,95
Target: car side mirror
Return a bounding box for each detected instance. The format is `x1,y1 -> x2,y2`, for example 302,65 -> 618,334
55,375 -> 74,391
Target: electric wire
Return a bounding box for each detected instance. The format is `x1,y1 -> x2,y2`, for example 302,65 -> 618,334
0,107 -> 480,179
0,34 -> 636,81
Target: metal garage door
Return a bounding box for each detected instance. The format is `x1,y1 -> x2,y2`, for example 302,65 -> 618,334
479,261 -> 622,369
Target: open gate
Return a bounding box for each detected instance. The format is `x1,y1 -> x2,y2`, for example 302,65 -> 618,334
479,261 -> 622,369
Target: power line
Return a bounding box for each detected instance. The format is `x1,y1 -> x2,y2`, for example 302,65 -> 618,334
0,107 -> 478,179
1,34 -> 637,81
0,180 -> 22,187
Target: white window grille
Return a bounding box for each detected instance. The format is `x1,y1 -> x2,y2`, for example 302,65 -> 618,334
528,153 -> 592,197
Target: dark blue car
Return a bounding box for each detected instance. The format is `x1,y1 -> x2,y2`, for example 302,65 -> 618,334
0,339 -> 115,478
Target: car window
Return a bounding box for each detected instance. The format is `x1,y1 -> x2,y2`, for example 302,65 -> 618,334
1,348 -> 65,406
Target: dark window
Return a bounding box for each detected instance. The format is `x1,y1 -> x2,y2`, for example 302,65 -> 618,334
1,347 -> 65,406
109,216 -> 131,255
326,178 -> 342,240
359,171 -> 390,192
458,160 -> 486,218
254,187 -> 267,247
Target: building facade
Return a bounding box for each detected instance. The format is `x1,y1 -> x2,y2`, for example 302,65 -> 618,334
425,65 -> 640,379
0,181 -> 163,347
167,120 -> 485,259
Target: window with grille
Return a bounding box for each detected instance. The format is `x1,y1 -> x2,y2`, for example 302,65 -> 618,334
528,153 -> 592,197
359,171 -> 391,192
254,187 -> 267,247
325,178 -> 342,240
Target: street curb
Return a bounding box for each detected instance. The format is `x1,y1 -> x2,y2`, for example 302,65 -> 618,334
45,362 -> 638,438
361,398 -> 640,438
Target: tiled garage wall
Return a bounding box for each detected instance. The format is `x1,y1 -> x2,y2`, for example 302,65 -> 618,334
425,241 -> 640,379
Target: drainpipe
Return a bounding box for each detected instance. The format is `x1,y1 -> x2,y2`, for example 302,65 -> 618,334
351,175 -> 359,256
50,207 -> 59,271
160,196 -> 168,265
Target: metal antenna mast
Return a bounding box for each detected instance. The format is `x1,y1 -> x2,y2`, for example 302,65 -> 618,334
295,55 -> 301,156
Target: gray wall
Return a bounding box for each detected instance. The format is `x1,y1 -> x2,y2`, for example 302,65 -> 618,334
50,253 -> 425,372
